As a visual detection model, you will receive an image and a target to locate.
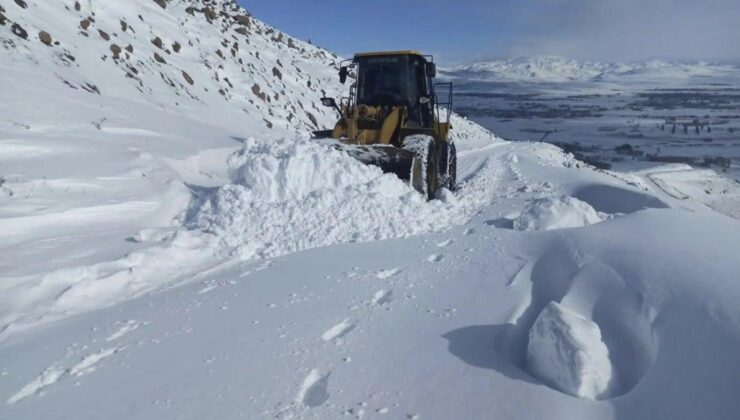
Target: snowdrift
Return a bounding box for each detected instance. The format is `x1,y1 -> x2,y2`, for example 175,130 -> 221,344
514,196 -> 605,231
191,135 -> 488,260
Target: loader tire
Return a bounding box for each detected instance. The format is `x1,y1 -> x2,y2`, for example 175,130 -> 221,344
406,136 -> 438,200
439,142 -> 457,191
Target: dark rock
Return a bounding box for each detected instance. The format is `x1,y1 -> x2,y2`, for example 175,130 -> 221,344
306,112 -> 319,128
14,0 -> 27,9
125,44 -> 134,53
151,36 -> 163,49
80,19 -> 91,30
233,15 -> 251,26
38,31 -> 53,46
203,7 -> 217,22
98,30 -> 110,41
120,20 -> 128,32
110,44 -> 121,59
272,66 -> 282,80
185,7 -> 195,16
263,119 -> 273,129
153,52 -> 166,64
0,12 -> 7,26
182,70 -> 194,85
172,41 -> 181,53
11,23 -> 28,40
252,83 -> 267,102
152,0 -> 167,9
74,2 -> 81,12
235,27 -> 248,36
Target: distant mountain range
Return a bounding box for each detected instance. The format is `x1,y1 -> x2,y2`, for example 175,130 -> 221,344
444,56 -> 740,82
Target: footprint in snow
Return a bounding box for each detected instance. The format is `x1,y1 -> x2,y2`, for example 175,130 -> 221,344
321,319 -> 356,342
106,320 -> 144,342
375,267 -> 401,279
427,254 -> 443,263
436,239 -> 453,247
372,289 -> 393,305
296,369 -> 330,408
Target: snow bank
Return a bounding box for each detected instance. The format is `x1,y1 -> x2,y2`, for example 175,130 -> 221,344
514,196 -> 604,231
192,136 -> 476,260
526,302 -> 613,400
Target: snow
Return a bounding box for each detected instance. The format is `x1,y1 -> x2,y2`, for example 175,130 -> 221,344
1,1 -> 740,419
190,134 -> 499,260
446,55 -> 740,83
513,196 -> 606,231
526,301 -> 613,400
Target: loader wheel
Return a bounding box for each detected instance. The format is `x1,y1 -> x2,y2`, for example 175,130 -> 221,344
439,142 -> 457,190
407,136 -> 438,200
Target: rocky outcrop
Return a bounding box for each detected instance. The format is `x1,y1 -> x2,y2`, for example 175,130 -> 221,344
152,0 -> 168,10
182,70 -> 194,85
11,23 -> 28,39
110,44 -> 122,59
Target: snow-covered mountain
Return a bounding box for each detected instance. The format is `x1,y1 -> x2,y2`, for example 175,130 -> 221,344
446,55 -> 740,82
2,2 -> 740,420
0,0 -> 343,134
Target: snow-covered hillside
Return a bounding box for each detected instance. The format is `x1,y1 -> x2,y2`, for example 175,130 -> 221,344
2,2 -> 740,420
446,55 -> 740,82
0,0 -> 495,338
0,0 -> 343,337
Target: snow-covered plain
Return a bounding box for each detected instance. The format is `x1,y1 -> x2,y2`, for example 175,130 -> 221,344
2,1 -> 740,419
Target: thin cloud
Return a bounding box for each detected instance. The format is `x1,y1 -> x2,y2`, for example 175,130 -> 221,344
505,0 -> 740,62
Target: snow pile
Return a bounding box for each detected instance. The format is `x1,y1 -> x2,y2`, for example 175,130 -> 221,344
526,302 -> 613,400
192,136 -> 474,260
513,196 -> 605,231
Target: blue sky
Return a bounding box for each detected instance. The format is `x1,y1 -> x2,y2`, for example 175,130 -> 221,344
239,0 -> 740,65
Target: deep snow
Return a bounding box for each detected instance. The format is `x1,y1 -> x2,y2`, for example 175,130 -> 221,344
2,1 -> 740,420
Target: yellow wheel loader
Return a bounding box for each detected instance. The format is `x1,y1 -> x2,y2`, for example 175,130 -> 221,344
314,51 -> 456,200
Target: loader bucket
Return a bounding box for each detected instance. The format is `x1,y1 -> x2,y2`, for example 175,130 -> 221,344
316,140 -> 415,181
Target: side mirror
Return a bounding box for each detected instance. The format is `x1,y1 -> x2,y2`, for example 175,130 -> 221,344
339,66 -> 348,84
320,97 -> 341,115
426,62 -> 437,78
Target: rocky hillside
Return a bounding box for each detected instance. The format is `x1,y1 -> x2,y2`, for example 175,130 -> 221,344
0,0 -> 342,134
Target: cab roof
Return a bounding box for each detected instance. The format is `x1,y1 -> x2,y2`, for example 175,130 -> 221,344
353,50 -> 427,59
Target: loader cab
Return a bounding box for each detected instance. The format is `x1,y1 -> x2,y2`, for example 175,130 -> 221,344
344,51 -> 438,128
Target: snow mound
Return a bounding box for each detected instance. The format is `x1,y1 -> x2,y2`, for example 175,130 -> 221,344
192,136 -> 473,260
526,301 -> 613,400
514,196 -> 604,231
